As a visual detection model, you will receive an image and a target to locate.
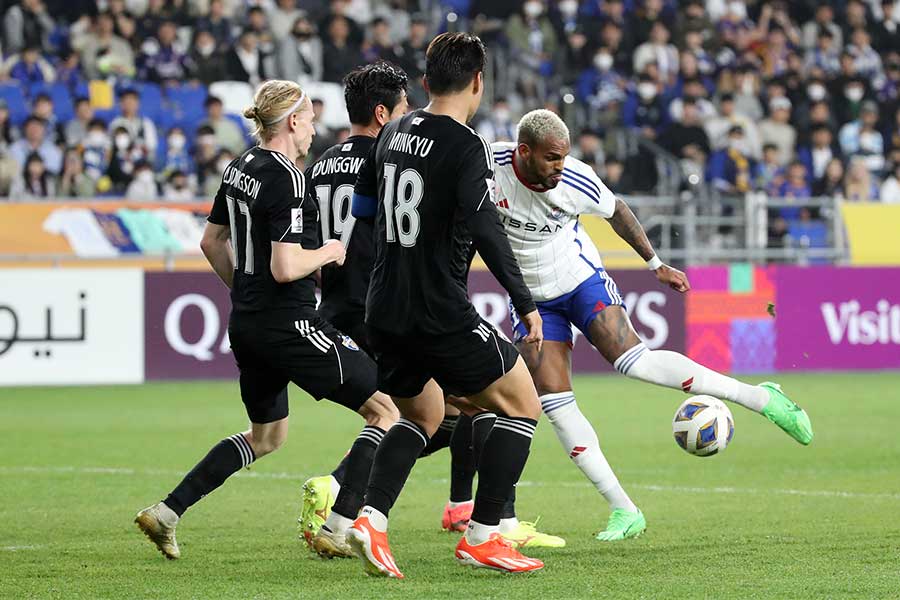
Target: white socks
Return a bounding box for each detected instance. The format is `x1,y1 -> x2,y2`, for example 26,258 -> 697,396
359,506 -> 388,532
614,343 -> 769,412
465,520 -> 499,545
499,517 -> 519,533
323,511 -> 353,536
540,392 -> 637,512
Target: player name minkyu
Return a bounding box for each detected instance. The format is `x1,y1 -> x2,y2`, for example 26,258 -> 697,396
221,165 -> 262,200
386,131 -> 434,157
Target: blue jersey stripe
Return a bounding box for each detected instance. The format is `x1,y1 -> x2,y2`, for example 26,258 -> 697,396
561,177 -> 601,204
563,168 -> 604,199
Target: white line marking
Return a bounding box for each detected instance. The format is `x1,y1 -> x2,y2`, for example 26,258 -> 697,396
1,545 -> 41,551
2,466 -> 898,501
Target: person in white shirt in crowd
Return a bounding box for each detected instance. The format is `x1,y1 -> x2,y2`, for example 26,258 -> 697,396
879,162 -> 900,202
476,98 -> 517,143
759,96 -> 797,167
109,89 -> 158,162
839,100 -> 886,176
8,116 -> 62,174
125,160 -> 159,200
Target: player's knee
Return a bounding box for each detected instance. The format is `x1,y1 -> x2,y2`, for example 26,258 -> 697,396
358,392 -> 399,428
247,430 -> 287,457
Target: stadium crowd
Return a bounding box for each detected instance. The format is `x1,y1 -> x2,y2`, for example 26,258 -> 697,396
1,0 -> 899,217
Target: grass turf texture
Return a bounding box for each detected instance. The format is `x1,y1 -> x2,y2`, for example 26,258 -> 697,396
2,373 -> 899,599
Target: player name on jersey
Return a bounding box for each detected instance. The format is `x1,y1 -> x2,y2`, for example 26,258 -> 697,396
311,155 -> 366,178
222,166 -> 262,200
386,131 -> 435,157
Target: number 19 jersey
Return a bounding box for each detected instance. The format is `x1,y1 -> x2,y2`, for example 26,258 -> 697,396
306,135 -> 376,324
354,110 -> 496,336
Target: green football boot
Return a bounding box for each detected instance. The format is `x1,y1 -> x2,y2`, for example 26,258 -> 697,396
760,382 -> 814,445
298,475 -> 336,548
595,508 -> 646,541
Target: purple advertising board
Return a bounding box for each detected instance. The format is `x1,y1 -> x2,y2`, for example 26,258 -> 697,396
145,272 -> 237,380
145,270 -> 685,380
775,266 -> 900,371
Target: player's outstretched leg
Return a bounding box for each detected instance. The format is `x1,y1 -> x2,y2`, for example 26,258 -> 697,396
136,422 -> 282,559
309,392 -> 397,559
592,306 -> 813,445
442,411 -> 475,532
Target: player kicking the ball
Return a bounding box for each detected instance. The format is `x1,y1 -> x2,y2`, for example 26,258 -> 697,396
133,80 -> 397,559
491,109 -> 814,542
346,32 -> 546,578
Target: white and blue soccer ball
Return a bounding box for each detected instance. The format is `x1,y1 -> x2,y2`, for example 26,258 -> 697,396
672,396 -> 734,457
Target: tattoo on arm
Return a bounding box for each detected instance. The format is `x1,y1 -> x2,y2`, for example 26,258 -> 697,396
607,197 -> 655,261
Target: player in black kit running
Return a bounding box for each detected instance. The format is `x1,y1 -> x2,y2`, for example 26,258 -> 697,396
345,33 -> 546,578
134,80 -> 396,561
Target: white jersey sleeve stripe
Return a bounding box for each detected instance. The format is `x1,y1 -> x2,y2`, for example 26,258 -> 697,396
561,176 -> 601,205
563,167 -> 605,199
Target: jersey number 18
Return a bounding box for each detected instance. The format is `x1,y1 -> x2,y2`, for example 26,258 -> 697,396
383,163 -> 423,247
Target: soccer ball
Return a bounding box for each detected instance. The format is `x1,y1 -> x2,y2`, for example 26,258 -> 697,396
672,396 -> 734,457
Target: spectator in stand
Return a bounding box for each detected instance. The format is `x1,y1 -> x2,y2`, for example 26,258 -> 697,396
188,29 -> 228,86
160,126 -> 193,178
776,161 -> 813,205
660,97 -> 710,166
0,46 -> 55,85
106,124 -> 144,192
79,11 -> 136,79
876,57 -> 900,109
321,15 -> 363,83
476,98 -> 516,143
813,157 -> 846,198
802,4 -> 843,52
577,45 -> 627,114
706,92 -> 762,159
55,49 -> 87,93
602,156 -> 634,194
623,73 -> 668,140
109,89 -> 159,163
631,0 -> 675,46
874,0 -> 900,53
225,29 -> 269,87
707,125 -> 755,194
798,125 -> 841,183
307,97 -> 335,160
59,148 -> 96,197
277,15 -> 323,84
194,125 -> 221,195
268,0 -> 304,41
504,0 -> 559,107
196,0 -> 234,51
804,27 -> 842,78
843,155 -> 880,201
362,17 -> 400,64
9,152 -> 56,199
319,0 -> 364,47
674,0 -> 715,48
847,27 -> 883,81
163,170 -> 196,201
880,162 -> 900,201
31,93 -> 64,145
833,71 -> 871,125
125,160 -> 159,200
571,129 -> 605,171
669,77 -> 717,121
116,14 -> 141,53
138,19 -> 190,84
8,116 -> 62,174
200,96 -> 246,156
842,1 -> 870,46
246,6 -> 277,76
755,143 -> 785,196
81,118 -> 111,181
794,80 -> 834,141
731,65 -> 764,121
759,96 -> 797,167
839,100 -> 886,175
394,13 -> 428,106
633,21 -> 679,85
3,0 -> 54,55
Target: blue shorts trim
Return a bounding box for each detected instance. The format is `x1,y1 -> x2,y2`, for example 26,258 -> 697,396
510,271 -> 624,344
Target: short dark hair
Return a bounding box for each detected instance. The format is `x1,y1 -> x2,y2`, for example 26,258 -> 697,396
343,61 -> 409,125
425,32 -> 486,95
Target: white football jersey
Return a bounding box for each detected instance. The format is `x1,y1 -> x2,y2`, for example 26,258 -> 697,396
491,142 -> 617,302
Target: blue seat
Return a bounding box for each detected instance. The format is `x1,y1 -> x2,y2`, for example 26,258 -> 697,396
0,84 -> 30,125
136,82 -> 164,122
29,82 -> 76,123
167,84 -> 208,125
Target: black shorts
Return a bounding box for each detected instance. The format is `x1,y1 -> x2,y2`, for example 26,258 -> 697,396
367,317 -> 519,398
326,310 -> 372,356
228,311 -> 377,423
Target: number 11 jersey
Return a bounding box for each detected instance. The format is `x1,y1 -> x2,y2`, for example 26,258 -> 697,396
354,109 -> 496,336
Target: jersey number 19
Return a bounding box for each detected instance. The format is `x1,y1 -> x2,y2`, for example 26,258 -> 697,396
315,183 -> 356,245
383,163 -> 423,247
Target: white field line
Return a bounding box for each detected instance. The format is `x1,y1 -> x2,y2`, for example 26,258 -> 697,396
2,465 -> 899,502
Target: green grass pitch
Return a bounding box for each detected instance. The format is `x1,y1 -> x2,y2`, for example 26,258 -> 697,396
2,373 -> 899,599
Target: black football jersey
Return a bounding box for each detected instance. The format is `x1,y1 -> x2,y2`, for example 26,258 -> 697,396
306,135 -> 376,323
354,109 -> 499,336
208,146 -> 318,313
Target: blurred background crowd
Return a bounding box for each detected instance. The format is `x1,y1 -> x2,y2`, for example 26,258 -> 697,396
0,0 -> 898,227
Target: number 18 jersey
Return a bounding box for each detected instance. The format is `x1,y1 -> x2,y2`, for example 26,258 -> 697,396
354,110 -> 497,336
